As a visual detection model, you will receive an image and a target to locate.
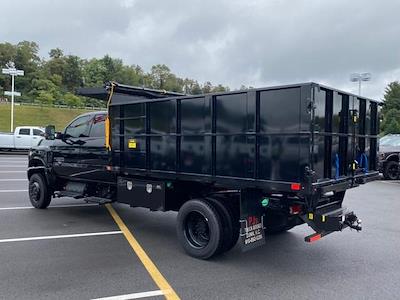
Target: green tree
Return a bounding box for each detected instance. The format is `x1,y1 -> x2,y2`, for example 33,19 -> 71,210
49,48 -> 63,59
382,81 -> 400,114
82,58 -> 107,86
12,41 -> 41,99
202,81 -> 213,94
64,92 -> 83,107
0,42 -> 17,91
63,55 -> 83,91
381,81 -> 400,134
183,78 -> 202,94
381,108 -> 400,134
149,64 -> 171,89
1,40 -> 232,107
36,91 -> 55,106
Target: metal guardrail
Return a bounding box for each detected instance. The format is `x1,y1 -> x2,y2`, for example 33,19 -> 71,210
0,101 -> 105,110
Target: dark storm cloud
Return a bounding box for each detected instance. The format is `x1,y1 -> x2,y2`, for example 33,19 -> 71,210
1,0 -> 400,99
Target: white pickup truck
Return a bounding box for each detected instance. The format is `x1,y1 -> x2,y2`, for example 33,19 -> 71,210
0,126 -> 45,150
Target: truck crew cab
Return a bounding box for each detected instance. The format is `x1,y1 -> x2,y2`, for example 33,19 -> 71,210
28,82 -> 379,259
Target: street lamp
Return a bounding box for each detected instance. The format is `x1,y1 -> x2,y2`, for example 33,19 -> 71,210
2,61 -> 24,131
350,72 -> 371,96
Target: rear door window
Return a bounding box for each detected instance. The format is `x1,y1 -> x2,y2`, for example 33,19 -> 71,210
33,129 -> 43,136
90,114 -> 106,137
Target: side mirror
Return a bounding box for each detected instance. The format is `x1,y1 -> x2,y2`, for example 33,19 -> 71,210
45,125 -> 56,140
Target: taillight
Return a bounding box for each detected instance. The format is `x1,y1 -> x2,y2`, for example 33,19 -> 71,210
289,204 -> 302,215
290,183 -> 301,191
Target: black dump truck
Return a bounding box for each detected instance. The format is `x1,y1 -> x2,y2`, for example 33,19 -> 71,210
28,82 -> 379,259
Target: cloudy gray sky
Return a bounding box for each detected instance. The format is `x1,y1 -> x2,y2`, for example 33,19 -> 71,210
1,0 -> 400,99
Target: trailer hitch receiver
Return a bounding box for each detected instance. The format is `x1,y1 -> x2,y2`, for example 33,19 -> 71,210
302,207 -> 362,243
344,212 -> 362,231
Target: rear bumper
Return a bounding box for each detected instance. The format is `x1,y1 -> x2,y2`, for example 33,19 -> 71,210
301,206 -> 362,243
312,171 -> 379,195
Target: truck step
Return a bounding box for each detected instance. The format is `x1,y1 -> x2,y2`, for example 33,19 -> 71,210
54,191 -> 84,199
84,197 -> 113,205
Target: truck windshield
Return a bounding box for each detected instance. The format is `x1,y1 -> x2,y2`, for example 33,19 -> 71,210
65,115 -> 92,138
380,136 -> 400,147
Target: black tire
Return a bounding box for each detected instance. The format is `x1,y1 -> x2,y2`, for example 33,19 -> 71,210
383,161 -> 399,180
28,173 -> 52,209
206,197 -> 239,254
176,198 -> 223,259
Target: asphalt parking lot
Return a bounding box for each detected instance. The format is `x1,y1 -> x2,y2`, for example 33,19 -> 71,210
0,154 -> 399,300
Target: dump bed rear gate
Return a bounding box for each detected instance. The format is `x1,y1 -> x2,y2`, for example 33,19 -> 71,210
312,86 -> 379,184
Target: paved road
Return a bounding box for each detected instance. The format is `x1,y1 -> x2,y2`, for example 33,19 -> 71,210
0,154 -> 399,299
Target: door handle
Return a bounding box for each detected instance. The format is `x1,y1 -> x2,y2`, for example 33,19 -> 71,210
33,137 -> 38,139
16,136 -> 21,138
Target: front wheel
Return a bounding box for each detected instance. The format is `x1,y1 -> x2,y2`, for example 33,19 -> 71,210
384,161 -> 399,180
29,173 -> 52,209
176,199 -> 223,259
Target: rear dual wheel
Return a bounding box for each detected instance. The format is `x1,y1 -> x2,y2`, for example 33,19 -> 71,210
176,197 -> 239,259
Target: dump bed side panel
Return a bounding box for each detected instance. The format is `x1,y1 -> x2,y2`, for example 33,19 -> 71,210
110,85 -> 311,187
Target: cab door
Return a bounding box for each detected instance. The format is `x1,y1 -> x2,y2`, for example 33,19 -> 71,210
31,128 -> 44,147
14,128 -> 31,149
52,114 -> 93,178
78,114 -> 114,183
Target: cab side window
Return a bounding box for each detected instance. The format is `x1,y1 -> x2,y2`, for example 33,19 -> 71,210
33,129 -> 43,136
19,128 -> 30,135
65,115 -> 93,138
90,114 -> 106,137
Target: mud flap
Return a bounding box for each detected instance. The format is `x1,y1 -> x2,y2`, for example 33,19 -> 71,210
239,189 -> 266,251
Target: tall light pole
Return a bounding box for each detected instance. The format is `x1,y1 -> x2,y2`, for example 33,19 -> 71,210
350,72 -> 371,96
2,62 -> 24,131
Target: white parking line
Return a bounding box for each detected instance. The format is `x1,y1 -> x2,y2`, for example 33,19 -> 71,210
0,204 -> 98,210
0,165 -> 26,168
91,290 -> 164,300
0,231 -> 122,243
380,181 -> 400,186
0,160 -> 27,162
0,156 -> 28,162
0,189 -> 27,193
0,179 -> 26,182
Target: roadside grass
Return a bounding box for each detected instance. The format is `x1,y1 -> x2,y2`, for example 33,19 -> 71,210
0,104 -> 92,132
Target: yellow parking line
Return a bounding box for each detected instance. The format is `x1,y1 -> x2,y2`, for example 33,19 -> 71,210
105,204 -> 180,300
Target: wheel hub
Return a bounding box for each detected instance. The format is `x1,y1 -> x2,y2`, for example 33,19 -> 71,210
29,182 -> 40,202
388,165 -> 399,179
185,211 -> 210,248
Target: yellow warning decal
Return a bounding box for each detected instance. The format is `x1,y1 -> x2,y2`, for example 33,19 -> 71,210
322,215 -> 326,222
353,115 -> 357,123
308,213 -> 314,220
128,139 -> 137,149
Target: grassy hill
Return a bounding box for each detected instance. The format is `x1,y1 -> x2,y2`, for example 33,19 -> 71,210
0,104 -> 94,132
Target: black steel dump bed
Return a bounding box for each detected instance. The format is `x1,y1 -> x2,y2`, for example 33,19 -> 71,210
81,82 -> 379,195
69,81 -> 380,255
